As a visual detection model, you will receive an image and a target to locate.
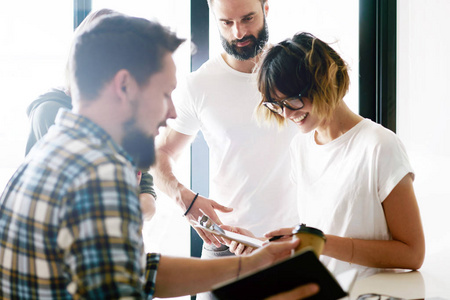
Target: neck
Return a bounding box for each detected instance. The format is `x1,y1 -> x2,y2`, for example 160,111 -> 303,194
314,101 -> 363,145
72,88 -> 129,146
221,52 -> 261,73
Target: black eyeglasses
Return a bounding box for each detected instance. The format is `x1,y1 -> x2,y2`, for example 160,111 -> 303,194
263,93 -> 305,115
357,293 -> 408,300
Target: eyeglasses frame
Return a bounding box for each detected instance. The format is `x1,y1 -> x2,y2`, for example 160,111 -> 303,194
263,93 -> 305,115
262,84 -> 310,115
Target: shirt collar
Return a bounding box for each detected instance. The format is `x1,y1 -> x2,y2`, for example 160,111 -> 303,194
55,109 -> 136,166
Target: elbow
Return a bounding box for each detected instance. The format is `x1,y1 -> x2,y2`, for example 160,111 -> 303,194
410,248 -> 425,270
406,242 -> 426,270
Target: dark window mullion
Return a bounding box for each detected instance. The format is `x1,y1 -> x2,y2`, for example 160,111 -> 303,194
359,0 -> 397,132
73,0 -> 91,30
190,0 -> 210,265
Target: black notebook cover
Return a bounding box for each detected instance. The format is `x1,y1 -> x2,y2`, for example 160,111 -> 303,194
212,249 -> 349,300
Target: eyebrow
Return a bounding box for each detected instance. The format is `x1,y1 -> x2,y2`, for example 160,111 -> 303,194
219,12 -> 256,22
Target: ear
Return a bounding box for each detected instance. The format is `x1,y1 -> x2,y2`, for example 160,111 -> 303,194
263,0 -> 269,17
112,69 -> 137,104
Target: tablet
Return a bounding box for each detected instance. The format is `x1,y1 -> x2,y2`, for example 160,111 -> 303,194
193,215 -> 264,248
193,223 -> 264,248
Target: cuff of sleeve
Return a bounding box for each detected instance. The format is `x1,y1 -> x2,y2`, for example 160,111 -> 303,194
139,172 -> 157,200
144,253 -> 161,297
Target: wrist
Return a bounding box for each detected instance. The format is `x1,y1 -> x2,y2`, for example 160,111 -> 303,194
321,234 -> 338,257
183,193 -> 199,216
241,255 -> 258,277
175,185 -> 193,210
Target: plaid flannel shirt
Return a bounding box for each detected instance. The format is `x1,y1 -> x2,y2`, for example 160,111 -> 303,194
0,110 -> 160,299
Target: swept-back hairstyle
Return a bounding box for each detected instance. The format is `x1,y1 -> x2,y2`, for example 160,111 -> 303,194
65,8 -> 118,95
69,14 -> 185,100
256,32 -> 350,127
207,0 -> 267,8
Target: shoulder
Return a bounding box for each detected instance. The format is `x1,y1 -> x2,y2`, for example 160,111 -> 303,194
27,89 -> 72,124
27,88 -> 72,114
32,101 -> 69,119
357,119 -> 400,144
38,127 -> 133,180
355,120 -> 408,157
186,55 -> 226,82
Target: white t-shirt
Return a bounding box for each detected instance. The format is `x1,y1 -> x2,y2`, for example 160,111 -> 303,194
290,119 -> 414,278
168,55 -> 298,236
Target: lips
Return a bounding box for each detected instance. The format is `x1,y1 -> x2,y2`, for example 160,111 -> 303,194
292,113 -> 308,124
233,36 -> 253,48
236,39 -> 251,47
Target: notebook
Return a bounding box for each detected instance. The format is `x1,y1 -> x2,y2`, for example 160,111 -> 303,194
212,248 -> 358,300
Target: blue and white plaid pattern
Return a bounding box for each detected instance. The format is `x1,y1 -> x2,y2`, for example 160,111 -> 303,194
0,110 -> 160,299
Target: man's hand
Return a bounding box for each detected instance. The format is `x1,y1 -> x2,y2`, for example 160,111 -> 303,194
242,237 -> 320,299
245,238 -> 299,275
183,193 -> 233,247
154,128 -> 233,247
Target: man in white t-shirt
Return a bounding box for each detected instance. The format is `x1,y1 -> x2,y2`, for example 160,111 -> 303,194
153,0 -> 298,281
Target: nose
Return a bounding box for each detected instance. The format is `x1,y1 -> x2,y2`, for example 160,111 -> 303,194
167,97 -> 177,120
232,23 -> 246,40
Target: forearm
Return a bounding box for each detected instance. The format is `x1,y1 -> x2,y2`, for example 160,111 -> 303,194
154,238 -> 301,298
139,193 -> 156,221
154,255 -> 245,297
323,235 -> 424,270
152,150 -> 193,210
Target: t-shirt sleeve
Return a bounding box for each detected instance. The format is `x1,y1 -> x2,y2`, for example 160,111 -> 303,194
376,130 -> 414,202
167,78 -> 201,136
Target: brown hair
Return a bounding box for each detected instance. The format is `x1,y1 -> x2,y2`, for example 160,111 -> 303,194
207,0 -> 267,9
65,9 -> 118,95
69,14 -> 185,100
256,32 -> 350,127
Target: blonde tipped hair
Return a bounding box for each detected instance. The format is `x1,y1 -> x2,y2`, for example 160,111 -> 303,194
256,32 -> 350,128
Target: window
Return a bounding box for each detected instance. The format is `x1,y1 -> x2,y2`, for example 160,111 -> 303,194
0,0 -> 72,189
397,0 -> 450,275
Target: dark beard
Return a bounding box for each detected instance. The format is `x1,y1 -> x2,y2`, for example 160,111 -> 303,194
220,19 -> 269,61
122,121 -> 155,171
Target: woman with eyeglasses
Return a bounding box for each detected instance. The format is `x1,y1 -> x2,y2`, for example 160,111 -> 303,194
225,32 -> 425,279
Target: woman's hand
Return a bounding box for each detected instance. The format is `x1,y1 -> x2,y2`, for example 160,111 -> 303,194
220,225 -> 263,256
264,227 -> 295,242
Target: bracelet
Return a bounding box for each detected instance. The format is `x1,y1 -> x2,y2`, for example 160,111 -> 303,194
349,237 -> 354,265
183,193 -> 199,216
237,256 -> 242,279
